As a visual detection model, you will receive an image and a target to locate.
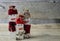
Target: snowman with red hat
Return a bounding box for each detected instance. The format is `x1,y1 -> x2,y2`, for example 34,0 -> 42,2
8,5 -> 18,39
15,14 -> 26,40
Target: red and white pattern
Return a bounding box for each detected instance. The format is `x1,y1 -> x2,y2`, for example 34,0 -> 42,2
8,15 -> 17,22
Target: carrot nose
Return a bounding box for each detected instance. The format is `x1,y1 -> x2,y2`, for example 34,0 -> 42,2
19,28 -> 23,30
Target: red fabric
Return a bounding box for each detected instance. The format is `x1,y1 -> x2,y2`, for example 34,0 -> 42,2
13,9 -> 18,14
16,18 -> 25,24
8,22 -> 16,32
8,9 -> 18,15
24,25 -> 31,34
